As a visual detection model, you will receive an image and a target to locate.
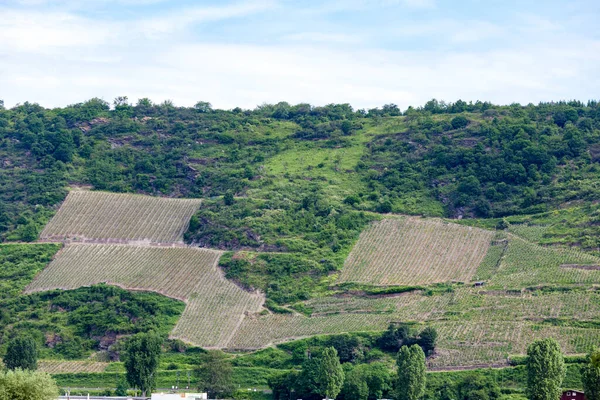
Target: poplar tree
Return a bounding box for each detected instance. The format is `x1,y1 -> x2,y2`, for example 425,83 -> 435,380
526,338 -> 565,400
396,344 -> 426,400
317,347 -> 345,399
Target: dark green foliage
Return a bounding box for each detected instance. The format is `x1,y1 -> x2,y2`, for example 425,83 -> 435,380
123,332 -> 163,396
378,323 -> 436,355
295,347 -> 345,400
1,283 -> 184,359
417,327 -> 438,356
195,350 -> 234,398
317,347 -> 345,399
451,115 -> 470,129
526,338 -> 566,400
0,244 -> 61,299
340,365 -> 369,400
4,336 -> 38,371
340,363 -> 393,400
396,344 -> 426,400
378,323 -> 413,352
456,374 -> 501,400
224,192 -> 235,206
327,334 -> 364,363
581,350 -> 600,400
269,370 -> 300,400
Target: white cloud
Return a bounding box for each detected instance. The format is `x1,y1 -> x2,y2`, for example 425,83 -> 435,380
0,1 -> 277,52
134,0 -> 277,36
282,32 -> 362,44
3,37 -> 599,110
1,1 -> 599,110
0,10 -> 116,52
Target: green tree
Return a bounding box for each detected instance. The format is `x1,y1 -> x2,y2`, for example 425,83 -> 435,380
417,327 -> 437,356
457,373 -> 500,400
115,377 -> 129,397
363,363 -> 393,400
526,338 -> 565,400
340,365 -> 369,400
20,222 -> 39,242
224,192 -> 235,206
582,350 -> 600,400
340,120 -> 353,135
195,350 -> 234,399
396,345 -> 426,400
123,332 -> 162,397
4,336 -> 38,371
268,371 -> 299,400
194,101 -> 213,113
0,369 -> 59,400
296,357 -> 322,400
317,347 -> 345,399
451,115 -> 469,129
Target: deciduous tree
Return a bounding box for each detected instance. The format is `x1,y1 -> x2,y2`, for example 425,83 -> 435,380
396,345 -> 426,400
526,338 -> 565,400
582,350 -> 600,400
195,350 -> 234,399
317,347 -> 345,399
0,369 -> 58,400
4,336 -> 38,371
123,332 -> 162,397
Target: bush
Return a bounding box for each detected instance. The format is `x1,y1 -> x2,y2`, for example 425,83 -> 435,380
451,115 -> 469,129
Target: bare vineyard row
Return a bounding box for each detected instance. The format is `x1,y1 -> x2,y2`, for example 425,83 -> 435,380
339,218 -> 494,285
25,244 -> 264,349
25,244 -> 222,300
40,190 -> 201,243
37,360 -> 109,374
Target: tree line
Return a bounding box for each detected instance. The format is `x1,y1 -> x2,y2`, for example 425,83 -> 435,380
2,331 -> 600,400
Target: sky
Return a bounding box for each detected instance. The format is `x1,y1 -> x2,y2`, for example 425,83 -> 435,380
1,0 -> 599,110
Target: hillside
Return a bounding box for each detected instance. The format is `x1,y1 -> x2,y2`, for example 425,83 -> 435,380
1,98 -> 600,390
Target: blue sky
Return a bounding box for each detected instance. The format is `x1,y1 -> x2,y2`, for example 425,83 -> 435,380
1,0 -> 599,110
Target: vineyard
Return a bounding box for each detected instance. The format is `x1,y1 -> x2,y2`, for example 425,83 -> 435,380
40,190 -> 201,243
25,244 -> 264,348
228,287 -> 600,365
228,224 -> 600,361
37,360 -> 109,374
487,234 -> 600,288
339,218 -> 494,285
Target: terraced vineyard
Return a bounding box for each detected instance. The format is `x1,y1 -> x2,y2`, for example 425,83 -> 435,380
40,190 -> 201,243
488,235 -> 600,288
25,244 -> 264,348
339,218 -> 494,285
229,288 -> 600,365
37,360 -> 109,374
228,227 -> 600,361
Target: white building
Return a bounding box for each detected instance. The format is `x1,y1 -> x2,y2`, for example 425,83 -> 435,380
151,392 -> 207,400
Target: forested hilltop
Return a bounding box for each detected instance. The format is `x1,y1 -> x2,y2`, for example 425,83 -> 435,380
1,98 -> 599,302
2,98 -> 599,230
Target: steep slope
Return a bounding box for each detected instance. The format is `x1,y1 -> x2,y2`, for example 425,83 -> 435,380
25,243 -> 264,348
339,217 -> 494,285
